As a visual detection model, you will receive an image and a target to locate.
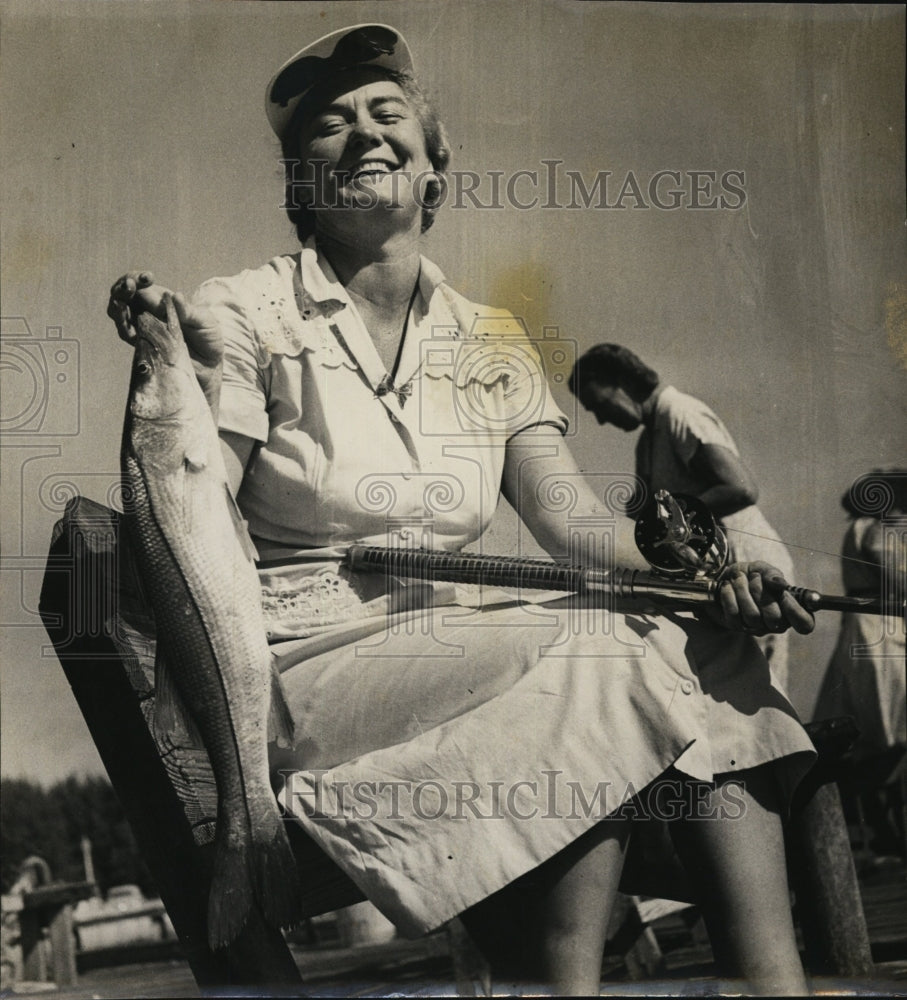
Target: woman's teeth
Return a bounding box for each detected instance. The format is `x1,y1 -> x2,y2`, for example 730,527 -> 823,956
352,161 -> 395,179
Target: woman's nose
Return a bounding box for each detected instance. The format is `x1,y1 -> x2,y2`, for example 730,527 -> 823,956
349,118 -> 382,149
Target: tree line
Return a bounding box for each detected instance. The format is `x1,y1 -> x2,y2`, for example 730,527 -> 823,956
1,775 -> 154,896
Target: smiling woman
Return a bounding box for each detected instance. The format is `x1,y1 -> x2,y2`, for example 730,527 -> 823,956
280,63 -> 450,243
106,22 -> 823,996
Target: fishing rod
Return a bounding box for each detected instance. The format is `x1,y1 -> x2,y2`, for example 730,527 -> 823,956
345,492 -> 904,618
346,544 -> 901,615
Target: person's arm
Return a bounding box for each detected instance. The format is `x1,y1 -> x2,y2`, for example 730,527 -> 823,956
221,430 -> 255,498
110,271 -> 261,498
502,426 -> 814,635
501,425 -> 648,569
687,443 -> 759,518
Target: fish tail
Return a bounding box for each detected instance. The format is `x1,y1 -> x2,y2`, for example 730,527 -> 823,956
207,839 -> 255,950
206,815 -> 302,949
254,817 -> 304,932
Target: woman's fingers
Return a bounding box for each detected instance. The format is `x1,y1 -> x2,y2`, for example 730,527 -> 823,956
109,270 -> 155,304
748,567 -> 787,633
107,294 -> 133,342
718,565 -> 766,633
172,293 -> 224,367
776,587 -> 816,634
754,565 -> 815,634
108,272 -> 167,341
717,563 -> 816,636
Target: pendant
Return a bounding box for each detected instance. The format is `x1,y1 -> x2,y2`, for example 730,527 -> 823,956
375,374 -> 413,408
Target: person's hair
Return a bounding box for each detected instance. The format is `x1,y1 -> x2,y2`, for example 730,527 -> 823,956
840,468 -> 907,519
280,68 -> 451,242
568,343 -> 660,401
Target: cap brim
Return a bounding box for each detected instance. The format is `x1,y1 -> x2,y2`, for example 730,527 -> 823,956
265,23 -> 414,141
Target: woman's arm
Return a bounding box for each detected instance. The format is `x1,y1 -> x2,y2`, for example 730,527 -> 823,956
221,430 -> 255,498
109,270 -> 256,497
687,443 -> 759,518
501,425 -> 648,570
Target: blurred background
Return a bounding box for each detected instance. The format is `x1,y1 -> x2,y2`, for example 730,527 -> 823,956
2,0 -> 905,788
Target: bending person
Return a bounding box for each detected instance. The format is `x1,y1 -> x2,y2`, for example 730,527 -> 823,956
570,343 -> 796,691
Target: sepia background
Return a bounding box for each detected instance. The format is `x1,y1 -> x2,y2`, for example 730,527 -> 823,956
2,0 -> 905,786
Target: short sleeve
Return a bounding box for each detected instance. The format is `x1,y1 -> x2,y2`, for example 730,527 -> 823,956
437,287 -> 569,439
666,394 -> 737,467
190,276 -> 271,443
500,332 -> 570,440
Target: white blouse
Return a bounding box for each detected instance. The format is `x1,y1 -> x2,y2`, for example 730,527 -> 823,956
191,240 -> 568,638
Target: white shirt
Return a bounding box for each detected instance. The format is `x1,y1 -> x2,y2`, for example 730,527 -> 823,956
190,240 -> 569,635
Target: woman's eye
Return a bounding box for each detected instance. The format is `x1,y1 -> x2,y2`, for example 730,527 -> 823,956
315,118 -> 347,137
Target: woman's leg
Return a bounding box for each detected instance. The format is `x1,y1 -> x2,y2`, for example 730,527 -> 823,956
669,765 -> 807,996
536,817 -> 630,995
460,817 -> 629,994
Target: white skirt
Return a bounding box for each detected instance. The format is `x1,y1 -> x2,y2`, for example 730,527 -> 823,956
271,591 -> 815,937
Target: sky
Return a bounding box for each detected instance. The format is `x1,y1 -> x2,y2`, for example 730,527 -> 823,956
1,0 -> 905,786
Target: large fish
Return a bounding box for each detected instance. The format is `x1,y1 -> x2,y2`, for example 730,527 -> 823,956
119,293 -> 300,949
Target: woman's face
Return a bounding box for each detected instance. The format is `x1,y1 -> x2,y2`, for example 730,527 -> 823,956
296,70 -> 433,231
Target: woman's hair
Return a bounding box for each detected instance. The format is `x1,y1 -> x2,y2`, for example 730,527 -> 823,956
840,468 -> 907,518
280,68 -> 451,242
568,343 -> 660,401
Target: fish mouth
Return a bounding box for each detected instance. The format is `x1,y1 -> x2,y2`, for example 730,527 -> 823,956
132,310 -> 184,364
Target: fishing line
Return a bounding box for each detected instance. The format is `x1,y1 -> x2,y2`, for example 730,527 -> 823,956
725,527 -> 884,569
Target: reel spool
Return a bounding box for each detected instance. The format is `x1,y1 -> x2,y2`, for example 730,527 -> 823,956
634,490 -> 729,579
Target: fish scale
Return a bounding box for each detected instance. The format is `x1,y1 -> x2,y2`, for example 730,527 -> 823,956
120,295 -> 301,949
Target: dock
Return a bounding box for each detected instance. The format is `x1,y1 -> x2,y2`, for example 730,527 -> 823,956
7,856 -> 904,998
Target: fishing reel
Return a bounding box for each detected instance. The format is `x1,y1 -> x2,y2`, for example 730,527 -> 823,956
634,490 -> 729,580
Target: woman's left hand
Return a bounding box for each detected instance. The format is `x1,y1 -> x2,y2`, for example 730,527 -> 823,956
707,562 -> 816,636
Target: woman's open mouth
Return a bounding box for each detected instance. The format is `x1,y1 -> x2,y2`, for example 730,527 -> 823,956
343,159 -> 402,183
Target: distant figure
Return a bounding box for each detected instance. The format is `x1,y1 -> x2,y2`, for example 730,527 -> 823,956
569,343 -> 795,689
815,470 -> 906,856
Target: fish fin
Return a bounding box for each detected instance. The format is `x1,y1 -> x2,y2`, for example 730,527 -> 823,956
184,450 -> 208,473
153,648 -> 204,749
268,659 -> 297,750
207,842 -> 254,950
224,484 -> 260,563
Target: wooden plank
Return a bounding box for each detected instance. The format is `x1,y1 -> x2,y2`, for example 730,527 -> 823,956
788,721 -> 875,978
39,497 -> 303,988
47,904 -> 77,988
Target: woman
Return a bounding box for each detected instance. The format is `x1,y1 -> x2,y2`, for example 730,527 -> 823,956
109,24 -> 817,994
815,470 -> 906,857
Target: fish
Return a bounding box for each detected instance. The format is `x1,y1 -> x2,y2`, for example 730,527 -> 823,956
119,293 -> 301,949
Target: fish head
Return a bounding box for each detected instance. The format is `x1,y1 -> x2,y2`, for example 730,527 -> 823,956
127,293 -> 199,421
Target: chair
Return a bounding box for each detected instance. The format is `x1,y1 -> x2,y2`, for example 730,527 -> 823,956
38,495 -> 875,993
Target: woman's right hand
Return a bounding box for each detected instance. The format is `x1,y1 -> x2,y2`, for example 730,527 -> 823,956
108,271 -> 223,399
